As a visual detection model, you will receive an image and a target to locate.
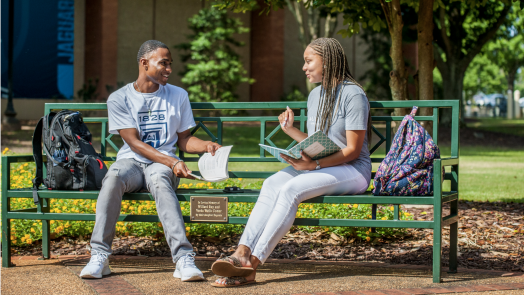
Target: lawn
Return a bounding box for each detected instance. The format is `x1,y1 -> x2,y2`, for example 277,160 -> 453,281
466,117 -> 524,137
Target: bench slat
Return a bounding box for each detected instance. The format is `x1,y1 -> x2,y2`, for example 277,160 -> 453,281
6,189 -> 458,205
5,212 -> 435,229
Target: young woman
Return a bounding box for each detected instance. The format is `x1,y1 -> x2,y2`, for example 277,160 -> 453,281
210,37 -> 372,287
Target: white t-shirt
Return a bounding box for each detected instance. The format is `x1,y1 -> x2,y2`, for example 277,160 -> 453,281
107,83 -> 196,163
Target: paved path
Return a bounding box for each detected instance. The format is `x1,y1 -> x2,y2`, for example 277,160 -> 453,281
2,256 -> 523,295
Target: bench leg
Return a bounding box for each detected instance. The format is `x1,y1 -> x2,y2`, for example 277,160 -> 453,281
2,218 -> 12,268
433,224 -> 442,283
42,199 -> 51,259
448,198 -> 459,273
448,221 -> 458,273
370,204 -> 377,233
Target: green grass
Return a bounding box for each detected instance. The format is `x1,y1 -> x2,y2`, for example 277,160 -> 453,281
440,146 -> 524,203
466,118 -> 524,137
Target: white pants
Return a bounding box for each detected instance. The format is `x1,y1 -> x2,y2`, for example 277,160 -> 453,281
238,164 -> 369,263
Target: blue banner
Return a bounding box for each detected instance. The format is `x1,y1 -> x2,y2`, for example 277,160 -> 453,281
1,0 -> 74,99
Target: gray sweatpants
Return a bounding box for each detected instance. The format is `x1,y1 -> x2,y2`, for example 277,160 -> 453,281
90,158 -> 193,263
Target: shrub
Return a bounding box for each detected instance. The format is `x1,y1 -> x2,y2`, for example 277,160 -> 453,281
175,7 -> 254,104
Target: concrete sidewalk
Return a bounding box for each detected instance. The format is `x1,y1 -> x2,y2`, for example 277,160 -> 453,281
2,255 -> 523,295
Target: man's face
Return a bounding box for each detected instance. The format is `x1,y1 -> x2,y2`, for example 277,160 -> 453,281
144,48 -> 173,85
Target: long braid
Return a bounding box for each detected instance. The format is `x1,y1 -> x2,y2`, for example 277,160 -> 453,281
308,38 -> 372,142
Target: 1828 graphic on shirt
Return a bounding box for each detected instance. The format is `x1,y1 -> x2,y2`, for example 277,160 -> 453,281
138,110 -> 168,148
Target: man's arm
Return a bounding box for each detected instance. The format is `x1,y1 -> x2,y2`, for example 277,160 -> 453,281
177,130 -> 221,155
118,128 -> 197,178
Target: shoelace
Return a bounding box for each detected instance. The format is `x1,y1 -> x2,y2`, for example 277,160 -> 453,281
89,250 -> 108,265
180,253 -> 197,268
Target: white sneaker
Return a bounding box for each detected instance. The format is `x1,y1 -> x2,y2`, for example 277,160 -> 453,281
79,250 -> 111,279
173,253 -> 205,282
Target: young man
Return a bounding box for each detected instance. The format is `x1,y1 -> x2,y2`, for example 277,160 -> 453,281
80,40 -> 220,282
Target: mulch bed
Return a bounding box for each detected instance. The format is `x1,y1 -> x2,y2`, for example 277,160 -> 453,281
12,201 -> 524,272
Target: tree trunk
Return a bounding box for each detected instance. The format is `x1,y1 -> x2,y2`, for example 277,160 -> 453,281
381,0 -> 409,117
506,69 -> 516,118
417,0 -> 434,136
439,60 -> 466,126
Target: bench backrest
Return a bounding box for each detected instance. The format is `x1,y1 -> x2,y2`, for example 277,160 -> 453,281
44,100 -> 459,178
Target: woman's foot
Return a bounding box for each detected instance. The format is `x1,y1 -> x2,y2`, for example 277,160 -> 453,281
213,254 -> 259,287
211,276 -> 256,287
211,245 -> 255,277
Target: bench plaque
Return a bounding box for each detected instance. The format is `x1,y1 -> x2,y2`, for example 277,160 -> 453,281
190,197 -> 228,222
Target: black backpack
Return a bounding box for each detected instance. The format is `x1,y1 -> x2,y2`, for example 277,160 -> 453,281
32,110 -> 108,204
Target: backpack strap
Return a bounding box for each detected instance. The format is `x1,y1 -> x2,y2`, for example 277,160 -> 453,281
410,106 -> 418,117
32,117 -> 45,205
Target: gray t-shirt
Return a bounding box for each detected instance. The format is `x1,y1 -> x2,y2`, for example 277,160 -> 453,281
307,81 -> 372,182
107,83 -> 196,163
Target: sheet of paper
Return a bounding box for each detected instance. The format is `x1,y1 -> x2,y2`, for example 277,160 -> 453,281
193,145 -> 232,182
302,141 -> 325,158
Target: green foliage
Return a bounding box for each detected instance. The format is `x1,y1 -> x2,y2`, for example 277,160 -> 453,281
463,54 -> 507,99
281,86 -> 308,102
462,1 -> 523,98
358,26 -> 393,101
175,7 -> 254,104
77,78 -> 99,102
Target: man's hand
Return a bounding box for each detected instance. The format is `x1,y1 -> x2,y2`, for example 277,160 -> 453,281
280,150 -> 316,171
173,161 -> 195,179
206,142 -> 222,156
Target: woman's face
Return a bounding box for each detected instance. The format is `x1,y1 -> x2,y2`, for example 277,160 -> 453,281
303,46 -> 323,84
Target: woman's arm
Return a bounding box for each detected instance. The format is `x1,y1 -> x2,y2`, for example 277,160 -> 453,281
281,129 -> 366,171
278,107 -> 308,142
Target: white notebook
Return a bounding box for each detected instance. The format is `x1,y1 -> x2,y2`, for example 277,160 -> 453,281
259,131 -> 341,164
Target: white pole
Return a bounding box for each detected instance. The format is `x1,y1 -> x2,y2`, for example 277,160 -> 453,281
507,90 -> 513,119
515,90 -> 521,119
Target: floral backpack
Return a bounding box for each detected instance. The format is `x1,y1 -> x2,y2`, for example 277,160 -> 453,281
372,106 -> 440,196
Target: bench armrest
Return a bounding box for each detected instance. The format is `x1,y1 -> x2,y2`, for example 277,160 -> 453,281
438,157 -> 459,167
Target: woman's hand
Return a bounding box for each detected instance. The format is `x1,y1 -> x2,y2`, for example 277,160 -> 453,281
280,150 -> 316,171
278,106 -> 295,133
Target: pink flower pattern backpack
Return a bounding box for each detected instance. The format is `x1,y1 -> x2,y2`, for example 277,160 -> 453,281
372,106 -> 440,196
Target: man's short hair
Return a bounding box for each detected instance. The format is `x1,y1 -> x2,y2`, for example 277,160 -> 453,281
137,40 -> 169,63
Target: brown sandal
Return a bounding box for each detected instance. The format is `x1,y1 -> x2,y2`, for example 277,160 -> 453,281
210,276 -> 256,288
211,254 -> 254,277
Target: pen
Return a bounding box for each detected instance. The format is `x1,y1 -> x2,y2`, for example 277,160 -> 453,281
282,106 -> 290,127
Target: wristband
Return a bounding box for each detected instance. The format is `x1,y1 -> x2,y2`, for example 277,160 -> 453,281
171,160 -> 184,173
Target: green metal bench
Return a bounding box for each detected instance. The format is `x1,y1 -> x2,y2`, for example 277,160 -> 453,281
1,100 -> 459,283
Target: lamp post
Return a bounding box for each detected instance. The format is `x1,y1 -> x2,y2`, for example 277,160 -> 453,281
2,0 -> 21,131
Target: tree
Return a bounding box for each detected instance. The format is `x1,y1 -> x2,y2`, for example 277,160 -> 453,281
175,7 -> 254,104
433,0 -> 513,124
217,0 -> 427,116
285,1 -> 341,92
484,2 -> 524,103
463,54 -> 506,100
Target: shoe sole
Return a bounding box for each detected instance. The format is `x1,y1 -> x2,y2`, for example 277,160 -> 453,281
211,261 -> 254,277
173,271 -> 205,282
80,267 -> 111,279
211,280 -> 256,288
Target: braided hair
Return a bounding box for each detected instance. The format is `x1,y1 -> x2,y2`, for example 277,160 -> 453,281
308,38 -> 372,141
